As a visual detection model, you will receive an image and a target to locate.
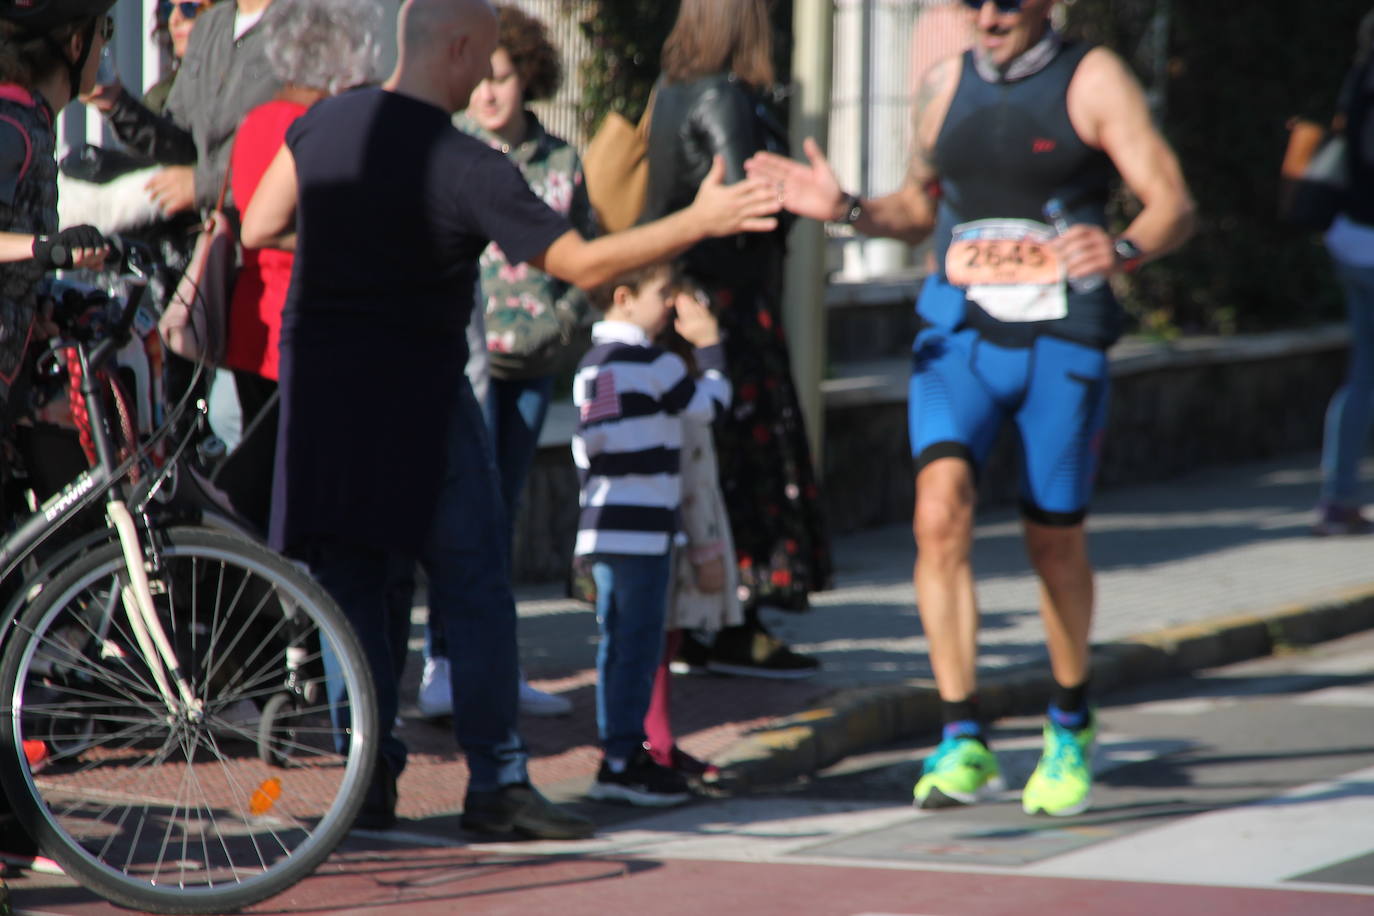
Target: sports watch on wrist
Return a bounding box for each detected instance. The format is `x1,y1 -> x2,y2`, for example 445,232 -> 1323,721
837,192 -> 863,225
1113,237 -> 1144,273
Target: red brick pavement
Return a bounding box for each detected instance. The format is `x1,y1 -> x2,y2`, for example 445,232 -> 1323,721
393,668 -> 833,816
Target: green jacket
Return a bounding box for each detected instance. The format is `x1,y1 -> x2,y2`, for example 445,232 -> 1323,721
456,111 -> 597,379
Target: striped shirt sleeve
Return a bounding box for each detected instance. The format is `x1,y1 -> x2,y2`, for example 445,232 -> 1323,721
660,343 -> 731,420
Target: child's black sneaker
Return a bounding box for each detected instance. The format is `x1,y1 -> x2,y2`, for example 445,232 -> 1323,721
588,747 -> 692,807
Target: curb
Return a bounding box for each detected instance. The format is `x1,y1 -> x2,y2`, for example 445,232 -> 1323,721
714,585 -> 1374,791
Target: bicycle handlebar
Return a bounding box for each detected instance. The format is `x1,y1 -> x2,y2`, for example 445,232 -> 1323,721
44,234 -> 157,365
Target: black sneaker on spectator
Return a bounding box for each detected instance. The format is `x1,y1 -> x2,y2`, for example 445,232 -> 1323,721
589,747 -> 692,807
668,631 -> 712,675
707,625 -> 819,679
461,783 -> 595,840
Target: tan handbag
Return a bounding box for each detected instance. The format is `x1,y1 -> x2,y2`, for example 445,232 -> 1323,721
160,168 -> 238,365
583,89 -> 657,233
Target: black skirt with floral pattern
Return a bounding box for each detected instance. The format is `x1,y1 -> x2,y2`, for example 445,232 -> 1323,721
710,283 -> 833,612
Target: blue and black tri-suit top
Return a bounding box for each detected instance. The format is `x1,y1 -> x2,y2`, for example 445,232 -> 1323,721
918,42 -> 1121,349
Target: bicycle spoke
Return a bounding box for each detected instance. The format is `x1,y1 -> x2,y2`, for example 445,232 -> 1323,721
1,530 -> 375,912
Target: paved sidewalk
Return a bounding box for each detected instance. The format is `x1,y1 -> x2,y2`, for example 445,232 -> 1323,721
381,451 -> 1374,818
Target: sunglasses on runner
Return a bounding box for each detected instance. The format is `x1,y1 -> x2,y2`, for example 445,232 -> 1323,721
962,0 -> 1026,12
97,15 -> 114,41
158,1 -> 205,22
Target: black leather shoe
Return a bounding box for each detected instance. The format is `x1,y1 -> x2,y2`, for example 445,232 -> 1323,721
353,763 -> 397,831
461,783 -> 594,840
707,625 -> 820,679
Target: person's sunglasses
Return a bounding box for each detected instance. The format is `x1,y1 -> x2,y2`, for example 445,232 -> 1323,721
962,0 -> 1026,11
97,15 -> 115,41
158,1 -> 205,22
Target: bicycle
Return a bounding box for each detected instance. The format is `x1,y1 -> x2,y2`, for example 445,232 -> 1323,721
0,241 -> 378,914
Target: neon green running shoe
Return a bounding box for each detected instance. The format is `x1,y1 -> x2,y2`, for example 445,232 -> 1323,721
913,736 -> 1005,809
1022,718 -> 1096,817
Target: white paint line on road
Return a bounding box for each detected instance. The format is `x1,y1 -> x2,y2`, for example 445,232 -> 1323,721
1129,697 -> 1240,716
544,799 -> 927,862
1295,648 -> 1374,677
1295,686 -> 1374,707
1023,763 -> 1374,887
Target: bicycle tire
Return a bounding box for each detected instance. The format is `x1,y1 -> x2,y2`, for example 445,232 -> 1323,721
0,526 -> 377,914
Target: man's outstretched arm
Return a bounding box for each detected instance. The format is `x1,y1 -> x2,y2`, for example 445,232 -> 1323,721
532,156 -> 779,290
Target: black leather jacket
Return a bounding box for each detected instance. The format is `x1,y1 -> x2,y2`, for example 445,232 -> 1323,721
641,73 -> 789,288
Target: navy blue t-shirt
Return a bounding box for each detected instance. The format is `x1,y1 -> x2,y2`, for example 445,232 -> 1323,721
270,88 -> 571,555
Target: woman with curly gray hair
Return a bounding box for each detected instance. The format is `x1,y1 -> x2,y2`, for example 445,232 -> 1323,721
215,0 -> 384,533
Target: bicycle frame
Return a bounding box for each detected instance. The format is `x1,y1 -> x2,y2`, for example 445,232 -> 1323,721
0,271 -> 208,719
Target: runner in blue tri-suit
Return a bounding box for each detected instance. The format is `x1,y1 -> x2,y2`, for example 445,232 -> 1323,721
747,0 -> 1196,817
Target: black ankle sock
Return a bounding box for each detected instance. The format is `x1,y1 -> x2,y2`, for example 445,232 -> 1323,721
1051,678 -> 1090,714
940,697 -> 985,745
1050,678 -> 1092,730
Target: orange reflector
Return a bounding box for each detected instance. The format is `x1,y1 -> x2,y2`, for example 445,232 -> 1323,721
249,778 -> 283,816
22,740 -> 48,767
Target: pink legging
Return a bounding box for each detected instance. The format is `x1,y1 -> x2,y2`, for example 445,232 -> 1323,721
643,629 -> 683,767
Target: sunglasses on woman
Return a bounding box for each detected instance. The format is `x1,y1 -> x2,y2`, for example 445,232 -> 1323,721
97,15 -> 115,41
962,0 -> 1026,11
158,1 -> 205,22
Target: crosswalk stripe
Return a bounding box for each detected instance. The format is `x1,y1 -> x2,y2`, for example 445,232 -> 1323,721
1023,764 -> 1374,890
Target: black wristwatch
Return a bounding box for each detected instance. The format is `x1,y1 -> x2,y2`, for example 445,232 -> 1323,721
1113,237 -> 1144,273
837,192 -> 864,226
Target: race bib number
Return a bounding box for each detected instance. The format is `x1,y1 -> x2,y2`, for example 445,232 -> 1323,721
945,218 -> 1067,323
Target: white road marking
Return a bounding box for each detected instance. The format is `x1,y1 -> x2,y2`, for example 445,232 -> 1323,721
1024,764 -> 1374,888
1296,686 -> 1374,707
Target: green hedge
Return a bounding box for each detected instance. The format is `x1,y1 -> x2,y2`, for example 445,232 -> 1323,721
568,0 -> 675,130
567,0 -> 792,131
572,1 -> 1365,334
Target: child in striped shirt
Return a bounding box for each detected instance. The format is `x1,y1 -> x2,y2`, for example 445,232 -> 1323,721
574,262 -> 731,806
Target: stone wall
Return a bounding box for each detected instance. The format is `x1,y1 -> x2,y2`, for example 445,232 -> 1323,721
510,327 -> 1350,583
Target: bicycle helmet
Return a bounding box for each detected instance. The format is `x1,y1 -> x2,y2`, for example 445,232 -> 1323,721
0,0 -> 119,104
0,0 -> 118,35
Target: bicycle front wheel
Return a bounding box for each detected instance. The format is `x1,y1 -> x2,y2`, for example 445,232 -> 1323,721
0,526 -> 377,914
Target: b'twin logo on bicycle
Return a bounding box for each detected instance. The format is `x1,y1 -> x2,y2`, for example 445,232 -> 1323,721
42,473 -> 95,522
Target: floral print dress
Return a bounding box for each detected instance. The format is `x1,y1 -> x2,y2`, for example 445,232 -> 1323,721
455,111 -> 597,379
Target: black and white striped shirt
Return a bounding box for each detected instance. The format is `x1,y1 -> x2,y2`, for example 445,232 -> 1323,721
573,320 -> 732,556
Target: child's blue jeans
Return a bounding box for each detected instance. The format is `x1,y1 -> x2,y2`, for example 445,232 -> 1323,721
590,552 -> 673,760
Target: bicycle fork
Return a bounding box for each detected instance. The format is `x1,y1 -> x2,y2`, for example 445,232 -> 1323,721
106,501 -> 202,720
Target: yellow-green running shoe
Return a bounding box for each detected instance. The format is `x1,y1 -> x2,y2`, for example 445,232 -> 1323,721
913,736 -> 1005,809
1022,718 -> 1096,816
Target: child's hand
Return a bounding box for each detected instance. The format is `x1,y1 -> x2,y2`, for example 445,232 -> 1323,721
673,290 -> 720,348
693,556 -> 726,593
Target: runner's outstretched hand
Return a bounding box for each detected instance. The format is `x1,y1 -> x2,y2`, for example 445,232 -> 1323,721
746,138 -> 845,222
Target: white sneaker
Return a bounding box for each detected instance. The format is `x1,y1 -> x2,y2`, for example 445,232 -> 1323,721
519,679 -> 572,717
417,656 -> 452,717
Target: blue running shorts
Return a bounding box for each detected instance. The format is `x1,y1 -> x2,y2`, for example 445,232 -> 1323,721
908,325 -> 1110,525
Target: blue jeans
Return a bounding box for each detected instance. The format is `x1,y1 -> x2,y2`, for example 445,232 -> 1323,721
591,553 -> 672,760
309,381 -> 528,791
486,374 -> 555,527
1323,260 -> 1374,504
427,374 -> 553,662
